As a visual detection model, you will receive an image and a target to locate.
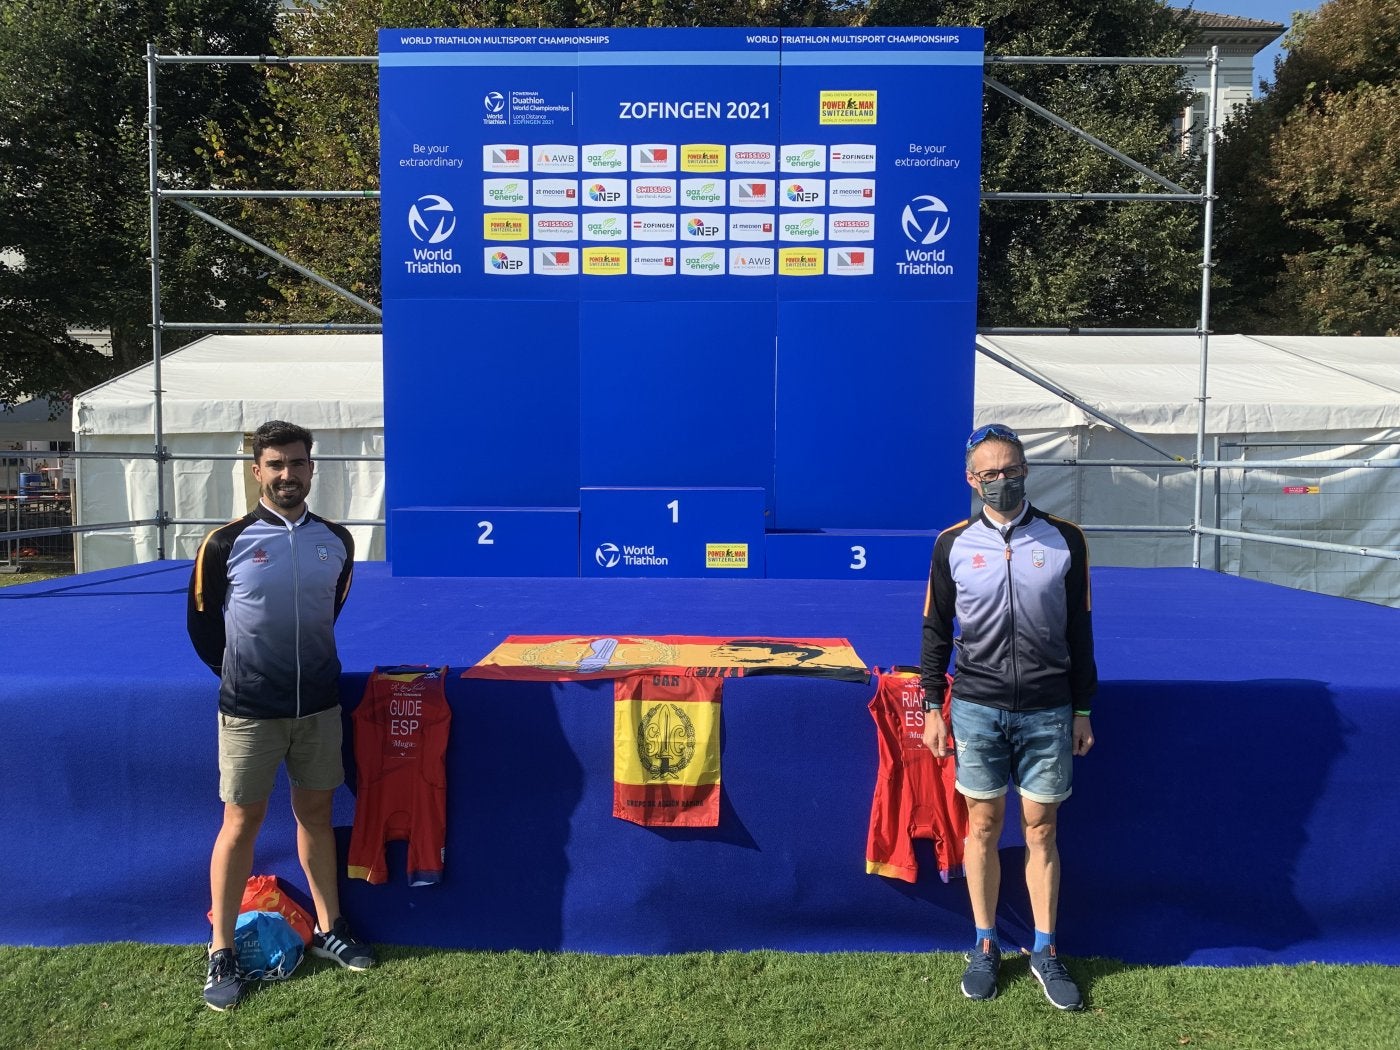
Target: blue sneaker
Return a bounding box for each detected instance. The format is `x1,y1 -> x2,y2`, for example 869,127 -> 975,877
960,937 -> 1001,1000
1029,945 -> 1083,1010
203,947 -> 246,1011
311,917 -> 377,971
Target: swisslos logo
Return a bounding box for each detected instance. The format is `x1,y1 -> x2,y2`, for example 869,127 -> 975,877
731,180 -> 773,207
532,213 -> 578,241
827,213 -> 875,242
630,179 -> 677,207
483,144 -> 526,173
729,144 -> 776,173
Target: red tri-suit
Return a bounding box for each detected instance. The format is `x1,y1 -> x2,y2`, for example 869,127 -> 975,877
865,668 -> 967,884
347,666 -> 451,886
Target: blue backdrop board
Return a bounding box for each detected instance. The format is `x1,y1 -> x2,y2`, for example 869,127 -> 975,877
3,564 -> 1400,966
378,27 -> 985,576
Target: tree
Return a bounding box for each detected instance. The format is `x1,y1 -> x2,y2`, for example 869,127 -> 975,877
0,0 -> 281,406
1213,0 -> 1400,336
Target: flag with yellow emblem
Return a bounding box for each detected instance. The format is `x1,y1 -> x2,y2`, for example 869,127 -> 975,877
613,673 -> 723,827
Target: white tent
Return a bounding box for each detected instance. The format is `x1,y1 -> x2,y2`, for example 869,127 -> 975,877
72,335 -> 384,571
72,332 -> 1400,604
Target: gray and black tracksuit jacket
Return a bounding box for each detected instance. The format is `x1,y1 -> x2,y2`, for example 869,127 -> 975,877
187,502 -> 354,719
921,504 -> 1097,714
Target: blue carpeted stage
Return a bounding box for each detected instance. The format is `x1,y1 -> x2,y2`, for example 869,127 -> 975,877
1,563 -> 1397,965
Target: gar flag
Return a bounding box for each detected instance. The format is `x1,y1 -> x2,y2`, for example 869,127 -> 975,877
613,673 -> 722,827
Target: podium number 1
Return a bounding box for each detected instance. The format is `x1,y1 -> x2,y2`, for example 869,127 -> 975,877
477,520 -> 495,545
667,499 -> 679,524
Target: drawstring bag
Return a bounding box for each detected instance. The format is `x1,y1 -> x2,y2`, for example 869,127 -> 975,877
208,873 -> 315,946
233,910 -> 305,981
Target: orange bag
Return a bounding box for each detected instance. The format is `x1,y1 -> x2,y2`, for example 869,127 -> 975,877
206,874 -> 315,945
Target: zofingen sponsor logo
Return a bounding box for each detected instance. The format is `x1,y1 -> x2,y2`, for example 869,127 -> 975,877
408,195 -> 455,244
631,214 -> 678,241
829,144 -> 877,173
901,195 -> 952,245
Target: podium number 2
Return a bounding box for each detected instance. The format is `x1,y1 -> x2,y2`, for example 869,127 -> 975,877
849,545 -> 867,570
667,499 -> 679,524
477,520 -> 494,545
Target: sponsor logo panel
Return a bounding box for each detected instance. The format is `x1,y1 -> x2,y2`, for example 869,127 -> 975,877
705,543 -> 749,569
819,90 -> 877,125
681,178 -> 726,207
631,144 -> 676,172
630,179 -> 677,207
630,248 -> 677,276
582,144 -> 627,172
831,247 -> 874,275
730,179 -> 774,207
532,213 -> 579,241
829,144 -> 877,173
483,212 -> 528,241
582,247 -> 627,275
779,213 -> 825,242
728,213 -> 775,242
483,144 -> 527,173
483,178 -> 528,207
778,247 -> 825,276
679,247 -> 724,275
533,247 -> 578,275
727,248 -> 774,276
781,179 -> 825,207
729,144 -> 776,173
533,144 -> 578,172
581,213 -> 627,242
483,246 -> 530,273
583,179 -> 627,206
827,212 -> 875,242
631,213 -> 679,241
680,213 -> 725,241
780,144 -> 825,173
532,179 -> 578,207
828,178 -> 876,208
681,144 -> 726,172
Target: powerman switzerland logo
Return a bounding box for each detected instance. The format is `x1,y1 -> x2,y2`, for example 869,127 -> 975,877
901,195 -> 951,245
408,195 -> 456,244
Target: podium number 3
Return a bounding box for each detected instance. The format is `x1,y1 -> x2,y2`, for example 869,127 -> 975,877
850,545 -> 867,570
667,499 -> 680,524
477,520 -> 494,545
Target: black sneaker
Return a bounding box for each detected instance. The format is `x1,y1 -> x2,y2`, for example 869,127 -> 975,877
1029,945 -> 1083,1010
311,917 -> 377,971
960,937 -> 1001,1000
203,947 -> 246,1011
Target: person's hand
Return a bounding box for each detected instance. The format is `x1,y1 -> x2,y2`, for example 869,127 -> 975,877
1072,714 -> 1095,757
922,713 -> 952,758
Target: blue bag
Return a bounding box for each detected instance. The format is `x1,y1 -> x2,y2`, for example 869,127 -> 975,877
233,910 -> 305,981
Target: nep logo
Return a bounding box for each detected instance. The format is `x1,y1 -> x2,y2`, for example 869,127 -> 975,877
631,214 -> 678,241
407,194 -> 455,244
532,179 -> 578,207
482,179 -> 527,206
728,214 -> 775,241
831,248 -> 874,275
630,248 -> 676,276
782,180 -> 824,206
532,213 -> 578,241
727,248 -> 774,276
729,144 -> 776,173
828,213 -> 875,242
631,144 -> 675,171
585,180 -> 625,205
780,214 -> 824,242
482,212 -> 528,241
582,214 -> 626,241
483,144 -> 527,172
778,247 -> 824,276
484,247 -> 528,273
830,144 -> 877,173
681,179 -> 725,206
533,145 -> 578,172
901,195 -> 952,245
681,144 -> 726,172
582,144 -> 626,172
731,180 -> 772,207
781,144 -> 826,173
681,213 -> 724,240
680,248 -> 723,275
533,247 -> 578,275
582,248 -> 627,275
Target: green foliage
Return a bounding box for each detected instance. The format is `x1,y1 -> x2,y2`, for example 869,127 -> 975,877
1213,0 -> 1400,336
1,943 -> 1399,1050
0,0 -> 281,404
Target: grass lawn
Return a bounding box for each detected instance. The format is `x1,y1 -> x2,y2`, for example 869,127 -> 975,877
1,944 -> 1396,1050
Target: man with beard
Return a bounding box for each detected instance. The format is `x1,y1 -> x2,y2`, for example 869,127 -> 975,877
188,420 -> 375,1010
921,423 -> 1097,1011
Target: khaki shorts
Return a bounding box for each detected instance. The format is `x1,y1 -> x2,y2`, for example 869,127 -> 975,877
218,705 -> 344,804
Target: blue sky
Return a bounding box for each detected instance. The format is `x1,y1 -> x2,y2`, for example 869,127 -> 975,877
1189,1 -> 1324,91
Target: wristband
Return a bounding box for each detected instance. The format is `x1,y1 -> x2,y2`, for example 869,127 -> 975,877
1073,709 -> 1091,717
921,698 -> 940,713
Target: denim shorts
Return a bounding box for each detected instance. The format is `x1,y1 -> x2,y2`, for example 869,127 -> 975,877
949,698 -> 1073,804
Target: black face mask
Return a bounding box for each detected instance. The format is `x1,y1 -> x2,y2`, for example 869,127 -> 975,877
978,475 -> 1025,514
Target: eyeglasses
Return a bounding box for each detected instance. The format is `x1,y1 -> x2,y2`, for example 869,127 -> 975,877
969,464 -> 1028,483
966,423 -> 1020,451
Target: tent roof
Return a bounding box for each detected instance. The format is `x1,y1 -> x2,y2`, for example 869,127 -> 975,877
976,334 -> 1400,435
73,334 -> 383,436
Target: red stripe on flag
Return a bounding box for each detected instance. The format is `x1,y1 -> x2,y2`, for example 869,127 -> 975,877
612,781 -> 719,827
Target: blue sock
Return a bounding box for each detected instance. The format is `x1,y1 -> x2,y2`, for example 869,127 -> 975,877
974,926 -> 998,952
1033,930 -> 1055,953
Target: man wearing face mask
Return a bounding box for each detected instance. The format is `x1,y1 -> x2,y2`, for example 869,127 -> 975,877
920,423 -> 1097,1011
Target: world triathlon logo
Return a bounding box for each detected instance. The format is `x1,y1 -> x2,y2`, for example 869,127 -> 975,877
484,91 -> 505,115
408,195 -> 456,244
901,195 -> 951,245
595,542 -> 621,568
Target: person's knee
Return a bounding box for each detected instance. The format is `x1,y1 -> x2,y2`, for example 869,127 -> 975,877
219,800 -> 268,844
965,803 -> 1004,844
291,788 -> 334,829
1022,813 -> 1059,852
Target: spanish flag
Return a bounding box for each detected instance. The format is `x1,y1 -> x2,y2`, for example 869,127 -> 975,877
613,673 -> 722,827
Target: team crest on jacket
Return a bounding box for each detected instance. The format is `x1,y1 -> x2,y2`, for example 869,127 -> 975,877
316,544 -> 328,562
637,702 -> 696,781
252,547 -> 269,565
971,553 -> 987,569
1032,549 -> 1046,568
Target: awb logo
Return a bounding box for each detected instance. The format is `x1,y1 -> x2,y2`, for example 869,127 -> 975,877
533,145 -> 578,172
728,248 -> 774,276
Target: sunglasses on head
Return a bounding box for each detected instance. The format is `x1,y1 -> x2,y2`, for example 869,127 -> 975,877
966,423 -> 1019,451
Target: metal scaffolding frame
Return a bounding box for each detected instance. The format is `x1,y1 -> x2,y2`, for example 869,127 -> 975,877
11,42 -> 1397,577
